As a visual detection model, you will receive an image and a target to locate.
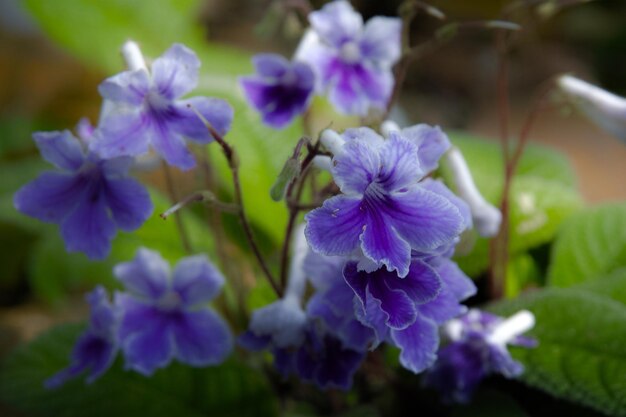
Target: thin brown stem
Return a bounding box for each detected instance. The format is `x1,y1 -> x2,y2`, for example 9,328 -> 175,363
161,161 -> 193,254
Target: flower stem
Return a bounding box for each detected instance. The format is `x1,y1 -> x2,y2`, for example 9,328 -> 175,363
161,161 -> 193,254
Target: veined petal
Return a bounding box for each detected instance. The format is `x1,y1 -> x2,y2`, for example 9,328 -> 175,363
151,43 -> 200,100
33,130 -> 85,172
150,125 -> 195,170
360,205 -> 412,278
98,69 -> 149,105
421,178 -> 472,230
91,111 -> 150,159
309,0 -> 363,48
368,275 -> 417,330
173,97 -> 233,143
332,139 -> 380,195
391,315 -> 439,373
14,172 -> 86,223
386,259 -> 442,305
360,16 -> 401,64
172,255 -> 225,307
378,134 -> 421,191
60,187 -> 116,260
305,195 -> 366,256
387,186 -> 464,253
114,248 -> 170,301
434,257 -> 476,301
171,309 -> 233,366
104,177 -> 153,231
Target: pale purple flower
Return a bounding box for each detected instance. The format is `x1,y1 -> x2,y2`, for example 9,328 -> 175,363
424,309 -> 537,403
305,128 -> 465,278
92,43 -> 234,171
45,286 -> 119,388
295,0 -> 401,115
240,54 -> 314,128
14,126 -> 153,259
114,248 -> 233,376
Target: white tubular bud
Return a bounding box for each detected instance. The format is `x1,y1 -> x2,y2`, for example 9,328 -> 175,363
443,319 -> 464,342
558,75 -> 626,142
285,224 -> 308,301
380,120 -> 401,138
312,155 -> 333,172
121,40 -> 147,72
320,129 -> 346,155
445,147 -> 502,237
488,310 -> 535,346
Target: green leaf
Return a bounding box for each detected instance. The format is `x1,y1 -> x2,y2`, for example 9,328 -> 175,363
505,253 -> 540,298
0,324 -> 277,417
548,203 -> 626,287
443,133 -> 583,277
492,287 -> 626,416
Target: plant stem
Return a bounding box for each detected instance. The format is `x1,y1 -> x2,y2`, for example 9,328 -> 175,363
161,161 -> 193,254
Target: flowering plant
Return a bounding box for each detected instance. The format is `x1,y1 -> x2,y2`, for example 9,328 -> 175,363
1,1 -> 626,416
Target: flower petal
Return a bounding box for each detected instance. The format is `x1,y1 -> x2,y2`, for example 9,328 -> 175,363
400,124 -> 451,173
305,195 -> 366,256
173,97 -> 233,143
150,125 -> 196,170
360,16 -> 401,64
98,69 -> 149,105
172,255 -> 224,306
252,53 -> 290,78
434,257 -> 476,301
360,205 -> 412,277
114,248 -> 170,301
117,295 -> 174,376
387,186 -> 464,253
33,130 -> 85,172
103,177 -> 153,231
151,43 -> 200,100
385,259 -> 442,305
14,172 -> 86,223
309,0 -> 363,48
332,138 -> 380,195
368,274 -> 417,330
60,187 -> 116,260
420,178 -> 472,230
378,133 -> 421,191
91,111 -> 150,159
171,309 -> 233,366
391,315 -> 439,373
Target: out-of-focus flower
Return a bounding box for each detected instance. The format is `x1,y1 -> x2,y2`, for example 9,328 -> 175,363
557,74 -> 626,143
45,286 -> 119,388
114,248 -> 232,375
295,0 -> 401,115
240,54 -> 315,129
424,309 -> 537,403
14,125 -> 153,259
91,41 -> 233,170
305,127 -> 464,278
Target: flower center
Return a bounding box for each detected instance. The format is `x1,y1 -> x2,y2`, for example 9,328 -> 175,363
339,41 -> 361,64
156,291 -> 182,311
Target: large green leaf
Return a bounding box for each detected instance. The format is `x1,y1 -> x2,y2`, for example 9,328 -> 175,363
0,324 -> 277,417
444,133 -> 583,277
492,283 -> 626,416
548,203 -> 626,287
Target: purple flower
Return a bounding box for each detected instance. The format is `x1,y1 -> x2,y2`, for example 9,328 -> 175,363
240,54 -> 315,128
424,309 -> 537,403
45,286 -> 119,388
305,128 -> 465,278
295,0 -> 401,115
14,127 -> 153,259
92,43 -> 234,171
114,248 -> 233,376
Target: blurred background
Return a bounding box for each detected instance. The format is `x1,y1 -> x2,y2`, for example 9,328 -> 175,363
0,0 -> 625,394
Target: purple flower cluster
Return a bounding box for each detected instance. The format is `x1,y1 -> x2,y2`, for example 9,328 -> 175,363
423,309 -> 537,403
240,1 -> 401,127
46,248 -> 233,387
15,42 -> 230,259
